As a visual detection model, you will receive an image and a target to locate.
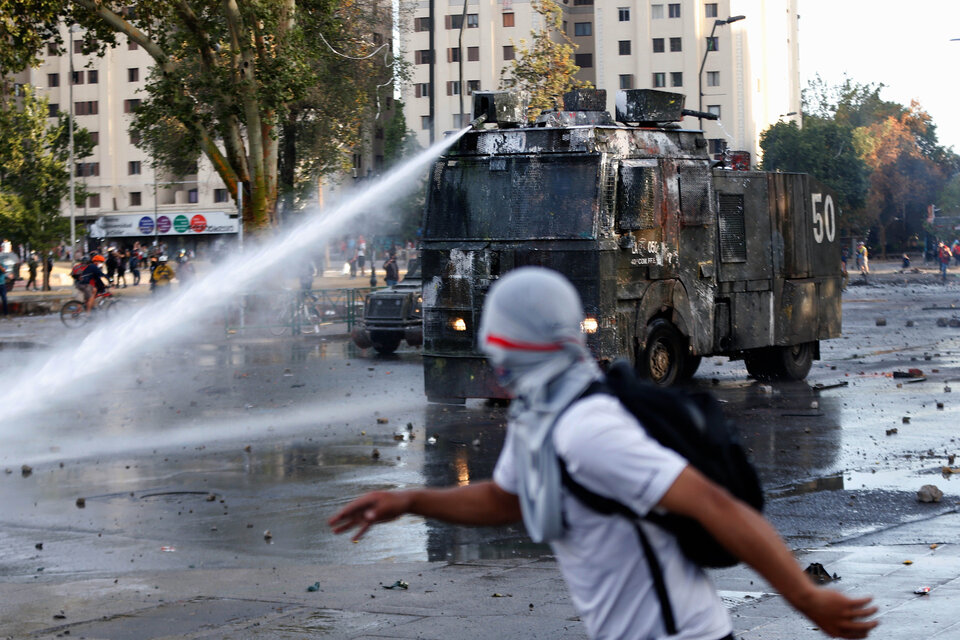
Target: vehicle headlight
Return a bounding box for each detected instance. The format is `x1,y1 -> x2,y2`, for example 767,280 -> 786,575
580,317 -> 599,334
451,317 -> 467,332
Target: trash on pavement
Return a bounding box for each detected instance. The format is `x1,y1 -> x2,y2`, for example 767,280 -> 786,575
893,369 -> 924,378
903,560 -> 914,565
803,563 -> 840,584
382,580 -> 409,590
914,586 -> 931,595
160,546 -> 176,552
75,497 -> 86,508
917,485 -> 944,503
263,530 -> 273,540
491,592 -> 512,597
376,417 -> 389,424
886,428 -> 898,436
21,464 -> 32,477
307,582 -> 321,592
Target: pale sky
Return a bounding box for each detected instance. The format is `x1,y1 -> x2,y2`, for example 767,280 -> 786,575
797,0 -> 960,152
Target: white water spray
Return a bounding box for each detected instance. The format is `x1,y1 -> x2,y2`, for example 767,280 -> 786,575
1,129 -> 469,428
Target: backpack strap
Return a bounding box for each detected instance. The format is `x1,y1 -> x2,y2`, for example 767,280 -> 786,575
556,385 -> 679,637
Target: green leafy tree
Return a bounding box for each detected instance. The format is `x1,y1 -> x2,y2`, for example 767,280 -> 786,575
939,174 -> 960,215
500,0 -> 590,120
3,0 -> 400,232
0,84 -> 91,248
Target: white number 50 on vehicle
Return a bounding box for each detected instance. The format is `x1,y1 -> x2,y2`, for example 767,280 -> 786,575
811,193 -> 835,244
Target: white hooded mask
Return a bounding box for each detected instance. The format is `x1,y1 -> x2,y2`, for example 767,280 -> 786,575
479,267 -> 602,542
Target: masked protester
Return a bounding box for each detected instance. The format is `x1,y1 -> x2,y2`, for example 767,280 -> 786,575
330,267 -> 878,640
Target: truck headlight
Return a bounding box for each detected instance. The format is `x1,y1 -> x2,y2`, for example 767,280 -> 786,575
580,317 -> 599,334
451,317 -> 467,332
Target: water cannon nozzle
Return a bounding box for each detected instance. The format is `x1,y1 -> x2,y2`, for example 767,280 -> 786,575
469,113 -> 488,130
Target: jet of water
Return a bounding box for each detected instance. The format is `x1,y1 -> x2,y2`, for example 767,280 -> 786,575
0,128 -> 469,428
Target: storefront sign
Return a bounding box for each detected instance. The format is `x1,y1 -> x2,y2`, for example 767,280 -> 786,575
98,212 -> 238,237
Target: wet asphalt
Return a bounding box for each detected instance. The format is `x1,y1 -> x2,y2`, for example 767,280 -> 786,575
1,270 -> 959,638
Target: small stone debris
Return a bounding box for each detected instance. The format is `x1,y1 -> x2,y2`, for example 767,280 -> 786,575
21,464 -> 33,477
371,448 -> 380,460
35,543 -> 43,550
951,318 -> 960,328
4,468 -> 11,475
886,428 -> 898,436
902,416 -> 911,424
406,422 -> 414,431
804,563 -> 839,584
949,454 -> 956,465
263,530 -> 273,540
393,433 -> 406,441
206,494 -> 216,502
942,467 -> 960,476
244,445 -> 252,452
75,497 -> 86,508
875,317 -> 887,326
903,560 -> 914,565
946,386 -> 952,393
917,485 -> 944,503
906,320 -> 916,327
52,612 -> 66,620
306,581 -> 321,592
937,318 -> 949,327
376,417 -> 389,424
382,580 -> 409,590
491,592 -> 512,598
931,543 -> 939,549
938,402 -> 945,410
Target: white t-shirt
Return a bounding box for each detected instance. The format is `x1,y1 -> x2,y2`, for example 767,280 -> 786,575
494,394 -> 732,640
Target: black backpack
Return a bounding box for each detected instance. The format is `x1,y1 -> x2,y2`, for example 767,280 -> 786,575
558,359 -> 764,634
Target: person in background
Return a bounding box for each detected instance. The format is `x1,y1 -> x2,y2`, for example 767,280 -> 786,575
383,250 -> 399,287
938,241 -> 952,283
856,242 -> 869,281
42,252 -> 54,291
0,263 -> 8,315
356,235 -> 367,277
953,239 -> 960,266
116,249 -> 128,288
25,254 -> 39,291
129,250 -> 141,286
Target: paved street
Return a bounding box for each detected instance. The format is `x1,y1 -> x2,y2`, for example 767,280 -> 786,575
1,261 -> 959,639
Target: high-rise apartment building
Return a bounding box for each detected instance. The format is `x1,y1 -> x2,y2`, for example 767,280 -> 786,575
401,0 -> 800,165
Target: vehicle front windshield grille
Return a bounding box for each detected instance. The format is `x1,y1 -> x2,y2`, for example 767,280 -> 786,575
425,155 -> 600,240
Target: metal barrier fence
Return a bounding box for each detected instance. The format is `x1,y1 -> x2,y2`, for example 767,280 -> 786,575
224,287 -> 380,335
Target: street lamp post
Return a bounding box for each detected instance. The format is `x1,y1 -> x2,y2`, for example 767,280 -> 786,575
68,25 -> 79,258
698,15 -> 745,131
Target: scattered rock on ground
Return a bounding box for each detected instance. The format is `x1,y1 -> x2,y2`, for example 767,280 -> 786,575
917,484 -> 944,503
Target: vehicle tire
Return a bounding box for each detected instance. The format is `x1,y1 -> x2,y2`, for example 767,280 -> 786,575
60,301 -> 87,328
270,307 -> 293,336
371,333 -> 401,355
776,342 -> 815,381
743,350 -> 775,381
636,319 -> 686,386
679,355 -> 702,381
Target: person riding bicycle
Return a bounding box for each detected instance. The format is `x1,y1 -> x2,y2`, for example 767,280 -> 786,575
77,254 -> 110,312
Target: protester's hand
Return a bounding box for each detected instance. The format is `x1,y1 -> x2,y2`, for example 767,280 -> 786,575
798,588 -> 878,638
328,490 -> 412,542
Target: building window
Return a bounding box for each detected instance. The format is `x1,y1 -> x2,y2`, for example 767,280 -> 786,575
47,42 -> 58,56
88,193 -> 100,208
619,74 -> 634,89
74,40 -> 83,54
128,161 -> 141,175
124,99 -> 141,113
707,36 -> 718,52
128,40 -> 138,50
651,4 -> 664,19
503,12 -> 514,27
448,47 -> 460,63
128,67 -> 139,82
575,53 -> 593,68
130,191 -> 142,206
706,71 -> 720,87
707,105 -> 721,118
652,72 -> 666,88
573,0 -> 593,5
652,38 -> 665,53
563,20 -> 568,34
415,49 -> 432,64
671,72 -> 683,87
467,80 -> 480,94
618,7 -> 630,21
415,82 -> 431,98
705,3 -> 718,18
670,37 -> 682,52
71,70 -> 84,85
214,188 -> 229,203
87,70 -> 98,84
574,22 -> 592,37
421,115 -> 432,130
130,131 -> 141,145
709,138 -> 727,155
47,73 -> 59,87
447,14 -> 463,29
414,17 -> 431,32
188,189 -> 198,204
503,45 -> 515,60
76,162 -> 99,177
446,80 -> 461,96
75,100 -> 98,115
619,40 -> 631,55
48,103 -> 59,117
668,3 -> 681,18
468,46 -> 479,61
466,13 -> 478,28
89,131 -> 99,146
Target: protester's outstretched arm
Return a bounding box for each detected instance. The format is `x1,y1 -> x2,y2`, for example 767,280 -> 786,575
329,480 -> 521,542
659,467 -> 878,639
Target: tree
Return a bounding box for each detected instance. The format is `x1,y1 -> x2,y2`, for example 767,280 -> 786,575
3,1 -> 400,232
0,83 -> 91,248
500,0 -> 590,120
759,117 -> 870,231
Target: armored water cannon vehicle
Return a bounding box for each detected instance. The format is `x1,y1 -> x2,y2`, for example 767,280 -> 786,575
422,89 -> 841,402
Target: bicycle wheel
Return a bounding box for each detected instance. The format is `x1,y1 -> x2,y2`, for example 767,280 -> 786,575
60,301 -> 88,328
298,304 -> 322,335
270,306 -> 293,336
102,298 -> 125,318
